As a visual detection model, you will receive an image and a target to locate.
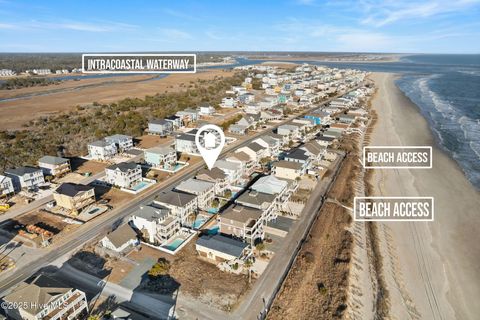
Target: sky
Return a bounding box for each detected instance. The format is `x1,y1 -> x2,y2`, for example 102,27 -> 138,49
0,0 -> 479,53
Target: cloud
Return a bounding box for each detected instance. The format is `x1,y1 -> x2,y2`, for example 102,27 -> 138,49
359,0 -> 480,27
0,22 -> 16,29
158,28 -> 192,40
0,20 -> 138,32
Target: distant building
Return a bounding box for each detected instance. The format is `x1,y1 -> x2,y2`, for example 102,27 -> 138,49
38,155 -> 71,177
2,274 -> 89,320
175,133 -> 199,155
144,146 -> 177,170
104,134 -> 134,152
88,140 -> 117,161
228,124 -> 248,135
148,119 -> 173,136
4,167 -> 45,192
105,162 -> 142,189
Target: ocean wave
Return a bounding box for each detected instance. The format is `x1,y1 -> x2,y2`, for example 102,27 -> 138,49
457,70 -> 480,77
396,73 -> 480,189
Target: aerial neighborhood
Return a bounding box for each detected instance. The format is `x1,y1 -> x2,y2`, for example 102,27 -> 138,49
0,63 -> 372,319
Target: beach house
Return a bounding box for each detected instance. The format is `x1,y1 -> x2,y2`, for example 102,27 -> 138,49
2,274 -> 89,320
130,203 -> 180,244
272,161 -> 304,180
101,223 -> 139,252
219,204 -> 264,245
88,140 -> 117,161
0,175 -> 14,196
104,134 -> 134,152
38,155 -> 71,177
196,234 -> 249,264
175,133 -> 199,155
53,183 -> 96,214
144,146 -> 177,170
214,160 -> 243,185
154,190 -> 197,225
148,119 -> 173,136
195,167 -> 228,196
175,178 -> 215,210
5,167 -> 45,192
105,162 -> 142,189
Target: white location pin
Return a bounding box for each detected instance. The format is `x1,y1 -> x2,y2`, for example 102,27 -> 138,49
195,124 -> 225,170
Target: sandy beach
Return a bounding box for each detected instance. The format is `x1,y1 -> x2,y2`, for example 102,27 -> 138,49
369,73 -> 480,320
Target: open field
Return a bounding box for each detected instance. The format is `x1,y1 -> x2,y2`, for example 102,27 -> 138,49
0,69 -> 234,130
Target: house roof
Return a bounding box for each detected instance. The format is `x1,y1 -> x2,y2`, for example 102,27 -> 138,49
176,133 -> 196,142
149,118 -> 170,125
285,149 -> 309,161
302,141 -> 325,156
105,134 -> 132,141
155,190 -> 197,207
228,151 -> 251,162
273,160 -> 303,170
106,162 -> 139,172
105,224 -> 137,249
175,178 -> 214,194
3,274 -> 72,315
146,146 -> 175,155
55,183 -> 94,197
5,166 -> 42,176
221,204 -> 262,223
196,234 -> 247,257
38,156 -> 69,166
251,175 -> 287,195
214,160 -> 241,171
196,167 -> 226,181
247,142 -> 263,152
89,140 -> 115,148
135,203 -> 170,221
236,190 -> 275,208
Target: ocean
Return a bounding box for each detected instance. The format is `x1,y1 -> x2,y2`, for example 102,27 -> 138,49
252,55 -> 480,190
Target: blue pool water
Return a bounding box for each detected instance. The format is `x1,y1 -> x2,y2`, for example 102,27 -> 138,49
193,218 -> 206,229
207,226 -> 219,235
162,238 -> 184,251
207,208 -> 219,214
173,163 -> 185,171
132,181 -> 149,191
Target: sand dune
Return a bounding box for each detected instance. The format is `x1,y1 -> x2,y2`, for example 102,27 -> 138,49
369,73 -> 480,320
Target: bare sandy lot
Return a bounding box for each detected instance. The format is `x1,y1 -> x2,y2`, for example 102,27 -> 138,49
0,69 -> 233,130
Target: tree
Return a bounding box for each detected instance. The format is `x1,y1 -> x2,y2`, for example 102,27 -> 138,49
148,258 -> 171,278
224,189 -> 232,199
255,242 -> 266,253
244,258 -> 254,283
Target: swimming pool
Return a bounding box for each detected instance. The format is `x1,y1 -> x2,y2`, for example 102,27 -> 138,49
162,238 -> 184,251
207,226 -> 219,235
207,208 -> 219,214
132,181 -> 149,191
173,163 -> 186,171
192,218 -> 206,229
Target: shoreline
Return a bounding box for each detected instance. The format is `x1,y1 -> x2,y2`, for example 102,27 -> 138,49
368,72 -> 480,320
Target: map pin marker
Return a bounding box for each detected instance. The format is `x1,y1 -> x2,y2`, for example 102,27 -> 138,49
195,124 -> 225,170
